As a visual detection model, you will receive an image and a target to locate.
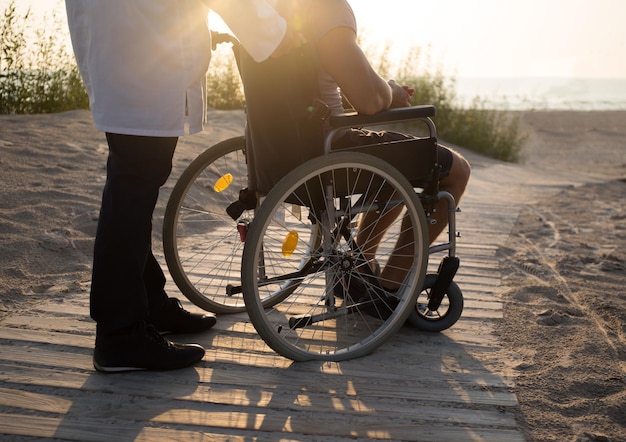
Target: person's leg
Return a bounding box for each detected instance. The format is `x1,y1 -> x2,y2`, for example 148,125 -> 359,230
91,133 -> 177,334
355,187 -> 403,264
378,146 -> 470,289
334,130 -> 471,290
143,250 -> 169,312
91,134 -> 207,372
335,129 -> 409,275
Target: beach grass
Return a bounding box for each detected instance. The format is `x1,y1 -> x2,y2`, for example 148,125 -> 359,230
0,1 -> 88,114
388,45 -> 524,162
0,1 -> 523,162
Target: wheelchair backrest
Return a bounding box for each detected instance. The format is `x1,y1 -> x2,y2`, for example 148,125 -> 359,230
240,44 -> 328,196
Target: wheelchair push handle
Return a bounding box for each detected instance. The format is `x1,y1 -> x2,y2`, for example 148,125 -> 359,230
211,31 -> 239,50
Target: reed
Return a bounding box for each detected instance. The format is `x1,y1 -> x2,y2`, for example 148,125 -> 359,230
0,1 -> 88,114
390,45 -> 524,162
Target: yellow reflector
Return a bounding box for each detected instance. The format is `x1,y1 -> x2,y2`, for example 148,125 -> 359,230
282,230 -> 299,257
213,173 -> 233,192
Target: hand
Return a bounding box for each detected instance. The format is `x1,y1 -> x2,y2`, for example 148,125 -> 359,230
388,79 -> 414,108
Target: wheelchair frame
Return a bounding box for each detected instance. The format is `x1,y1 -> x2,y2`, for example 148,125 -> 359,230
162,34 -> 463,361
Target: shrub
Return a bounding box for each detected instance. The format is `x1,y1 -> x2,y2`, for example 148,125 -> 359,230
442,98 -> 525,163
391,46 -> 525,162
206,44 -> 245,110
0,1 -> 88,114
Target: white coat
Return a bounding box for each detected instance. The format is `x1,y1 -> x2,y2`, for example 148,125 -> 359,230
65,0 -> 286,136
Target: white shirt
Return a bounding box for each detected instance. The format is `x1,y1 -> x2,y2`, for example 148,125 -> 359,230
65,0 -> 286,136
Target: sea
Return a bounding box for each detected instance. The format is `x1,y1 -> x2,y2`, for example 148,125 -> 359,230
453,77 -> 626,111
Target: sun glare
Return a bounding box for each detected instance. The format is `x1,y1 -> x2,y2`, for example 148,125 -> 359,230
351,0 -> 626,78
5,0 -> 626,79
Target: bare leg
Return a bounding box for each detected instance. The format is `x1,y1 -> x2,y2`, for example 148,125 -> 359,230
356,188 -> 403,265
359,149 -> 471,290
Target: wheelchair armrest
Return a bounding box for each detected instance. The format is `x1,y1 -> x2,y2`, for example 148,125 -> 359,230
329,105 -> 436,129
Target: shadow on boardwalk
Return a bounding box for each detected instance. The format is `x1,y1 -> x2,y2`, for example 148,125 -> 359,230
2,110 -> 602,441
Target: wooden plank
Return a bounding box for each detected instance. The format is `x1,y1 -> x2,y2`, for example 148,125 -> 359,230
0,370 -> 517,428
0,326 -> 93,348
0,346 -> 517,408
28,287 -> 505,314
0,412 -> 300,442
0,361 -> 514,399
27,301 -> 501,324
0,313 -> 505,356
0,337 -> 514,396
0,412 -> 524,442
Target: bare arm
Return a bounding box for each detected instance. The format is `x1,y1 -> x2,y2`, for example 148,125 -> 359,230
317,27 -> 413,114
317,27 -> 390,115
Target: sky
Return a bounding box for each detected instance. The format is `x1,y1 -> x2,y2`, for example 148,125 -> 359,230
5,0 -> 626,79
350,0 -> 626,79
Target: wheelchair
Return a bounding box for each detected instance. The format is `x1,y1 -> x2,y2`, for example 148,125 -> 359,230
163,34 -> 463,361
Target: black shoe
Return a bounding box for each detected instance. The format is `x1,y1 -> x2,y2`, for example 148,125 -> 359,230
343,271 -> 399,319
148,297 -> 217,334
93,322 -> 205,373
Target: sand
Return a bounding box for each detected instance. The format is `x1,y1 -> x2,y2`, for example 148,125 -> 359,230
495,111 -> 626,441
1,108 -> 625,441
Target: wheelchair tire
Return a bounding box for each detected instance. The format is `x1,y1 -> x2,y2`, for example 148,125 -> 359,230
163,136 -> 251,314
408,273 -> 463,332
242,152 -> 429,361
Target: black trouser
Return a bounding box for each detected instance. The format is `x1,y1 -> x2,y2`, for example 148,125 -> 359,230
91,133 -> 177,336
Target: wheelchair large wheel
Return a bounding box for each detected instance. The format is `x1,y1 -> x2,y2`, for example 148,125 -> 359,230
163,136 -> 251,314
242,152 -> 429,361
408,274 -> 463,332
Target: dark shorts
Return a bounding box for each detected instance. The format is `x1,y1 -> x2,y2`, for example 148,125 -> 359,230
332,128 -> 454,177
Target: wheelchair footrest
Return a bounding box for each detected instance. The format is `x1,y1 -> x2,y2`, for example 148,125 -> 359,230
427,256 -> 460,311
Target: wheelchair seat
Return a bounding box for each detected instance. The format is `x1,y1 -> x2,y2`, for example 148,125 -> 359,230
236,44 -> 456,361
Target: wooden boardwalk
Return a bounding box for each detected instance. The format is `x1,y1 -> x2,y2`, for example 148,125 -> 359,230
0,149 -> 586,441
